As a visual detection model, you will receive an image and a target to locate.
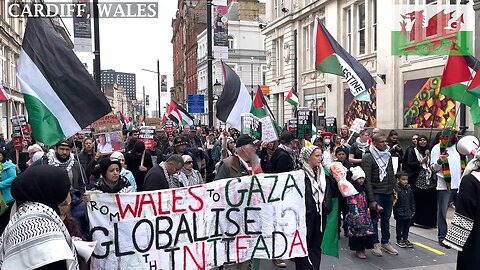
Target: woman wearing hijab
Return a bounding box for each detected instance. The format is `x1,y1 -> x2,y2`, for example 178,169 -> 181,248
175,155 -> 203,187
405,135 -> 437,228
91,159 -> 134,194
295,146 -> 334,270
110,151 -> 137,191
0,165 -> 79,270
0,149 -> 17,233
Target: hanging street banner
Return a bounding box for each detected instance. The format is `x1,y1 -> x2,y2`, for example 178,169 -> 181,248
296,108 -> 312,140
87,171 -> 307,270
73,0 -> 92,53
213,4 -> 229,59
241,113 -> 262,139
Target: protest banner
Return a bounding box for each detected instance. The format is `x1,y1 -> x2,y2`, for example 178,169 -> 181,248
349,118 -> 366,134
287,119 -> 297,133
241,113 -> 262,139
138,126 -> 156,151
260,116 -> 278,143
88,171 -> 307,270
296,108 -> 312,140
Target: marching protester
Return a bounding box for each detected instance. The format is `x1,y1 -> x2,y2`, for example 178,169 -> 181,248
259,140 -> 278,174
321,132 -> 335,166
88,158 -> 135,194
362,133 -> 398,256
110,151 -> 137,191
125,140 -> 153,191
1,165 -> 79,270
345,166 -> 374,259
0,150 -> 17,233
174,155 -> 203,187
78,137 -> 95,171
143,154 -> 184,190
402,134 -> 419,169
26,143 -> 43,167
270,131 -> 297,173
340,125 -> 356,147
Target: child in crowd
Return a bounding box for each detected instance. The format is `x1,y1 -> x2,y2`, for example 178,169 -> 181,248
394,171 -> 416,248
345,166 -> 375,259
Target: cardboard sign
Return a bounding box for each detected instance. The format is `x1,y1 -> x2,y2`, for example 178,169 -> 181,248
349,118 -> 367,134
88,171 -> 307,270
260,117 -> 278,143
138,126 -> 156,151
296,108 -> 313,140
91,113 -> 123,133
287,119 -> 297,133
95,132 -> 124,154
241,113 -> 262,139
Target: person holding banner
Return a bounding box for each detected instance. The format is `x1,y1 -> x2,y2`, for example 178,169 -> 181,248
144,154 -> 185,190
175,155 -> 203,187
1,165 -> 79,270
125,141 -> 153,191
89,159 -> 135,194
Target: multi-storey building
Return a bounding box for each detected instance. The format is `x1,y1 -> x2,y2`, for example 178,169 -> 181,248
197,0 -> 267,127
263,0 -> 476,132
100,69 -> 136,101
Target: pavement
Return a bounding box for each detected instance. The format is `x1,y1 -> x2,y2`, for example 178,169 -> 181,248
256,208 -> 457,270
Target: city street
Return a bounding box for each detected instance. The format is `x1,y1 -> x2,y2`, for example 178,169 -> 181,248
257,209 -> 457,270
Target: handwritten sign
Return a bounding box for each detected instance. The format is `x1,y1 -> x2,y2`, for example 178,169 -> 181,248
260,117 -> 278,143
241,113 -> 262,139
296,108 -> 312,140
88,171 -> 307,270
91,113 -> 122,133
138,126 -> 156,151
349,118 -> 366,134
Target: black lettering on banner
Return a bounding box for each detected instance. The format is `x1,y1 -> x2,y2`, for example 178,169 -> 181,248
223,237 -> 236,264
173,214 -> 193,246
207,237 -> 222,266
251,235 -> 270,259
192,212 -> 208,241
244,207 -> 261,235
91,226 -> 111,259
89,201 -> 99,211
109,211 -> 120,222
272,231 -> 288,258
114,223 -> 135,257
225,208 -> 240,236
210,208 -> 225,238
155,216 -> 173,249
265,175 -> 280,202
148,259 -> 158,270
132,219 -> 154,253
142,253 -> 150,263
164,247 -> 180,270
100,205 -> 109,216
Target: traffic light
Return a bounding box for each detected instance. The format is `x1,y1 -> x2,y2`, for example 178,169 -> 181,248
146,95 -> 150,106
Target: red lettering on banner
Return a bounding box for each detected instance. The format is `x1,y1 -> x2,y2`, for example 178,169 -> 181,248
289,230 -> 306,257
188,186 -> 204,212
183,242 -> 206,270
236,235 -> 251,263
156,192 -> 171,215
172,189 -> 186,213
137,193 -> 157,217
115,194 -> 140,219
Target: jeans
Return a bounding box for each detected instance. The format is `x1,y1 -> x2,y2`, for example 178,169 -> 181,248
396,219 -> 411,241
437,189 -> 456,241
371,193 -> 394,244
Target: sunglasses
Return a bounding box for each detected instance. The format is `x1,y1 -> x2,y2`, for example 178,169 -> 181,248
185,161 -> 193,164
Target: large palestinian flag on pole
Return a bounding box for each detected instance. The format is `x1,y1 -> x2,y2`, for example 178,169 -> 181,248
216,62 -> 253,130
170,100 -> 194,127
313,17 -> 376,99
17,17 -> 111,145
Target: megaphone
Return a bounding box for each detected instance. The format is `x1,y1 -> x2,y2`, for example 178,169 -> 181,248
456,135 -> 480,157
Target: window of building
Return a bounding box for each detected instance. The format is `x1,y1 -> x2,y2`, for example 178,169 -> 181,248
372,0 -> 377,52
0,45 -> 3,84
275,36 -> 284,77
228,35 -> 234,49
357,2 -> 366,55
345,7 -> 352,53
303,24 -> 311,71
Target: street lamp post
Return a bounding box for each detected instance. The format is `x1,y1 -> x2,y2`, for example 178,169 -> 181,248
251,57 -> 254,99
141,59 -> 161,119
207,0 -> 214,128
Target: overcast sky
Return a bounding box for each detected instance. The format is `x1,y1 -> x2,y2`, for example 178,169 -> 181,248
64,1 -> 178,117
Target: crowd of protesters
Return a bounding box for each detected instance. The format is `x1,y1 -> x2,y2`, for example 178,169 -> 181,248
0,123 -> 477,270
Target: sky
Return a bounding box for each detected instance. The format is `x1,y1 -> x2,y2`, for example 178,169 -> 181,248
63,1 -> 178,117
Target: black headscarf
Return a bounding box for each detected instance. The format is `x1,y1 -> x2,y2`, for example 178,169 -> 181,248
11,165 -> 71,212
415,135 -> 429,155
99,158 -> 122,179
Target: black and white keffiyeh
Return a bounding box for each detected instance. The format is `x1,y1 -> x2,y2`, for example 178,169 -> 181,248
47,151 -> 75,172
369,145 -> 391,182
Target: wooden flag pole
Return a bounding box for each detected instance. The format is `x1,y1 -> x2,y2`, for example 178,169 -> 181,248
140,150 -> 145,168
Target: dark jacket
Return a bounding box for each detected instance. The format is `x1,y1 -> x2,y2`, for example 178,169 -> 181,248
270,147 -> 295,173
143,164 -> 171,191
259,148 -> 273,173
93,175 -> 131,193
361,151 -> 396,203
214,155 -> 249,180
404,147 -> 422,186
125,151 -> 153,191
393,184 -> 415,220
304,169 -> 336,216
78,150 -> 94,171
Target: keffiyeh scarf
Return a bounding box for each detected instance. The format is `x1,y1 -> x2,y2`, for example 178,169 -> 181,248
355,137 -> 370,154
47,151 -> 75,172
369,145 -> 391,182
0,202 -> 79,270
300,146 -> 326,214
414,147 -> 432,179
278,144 -> 297,168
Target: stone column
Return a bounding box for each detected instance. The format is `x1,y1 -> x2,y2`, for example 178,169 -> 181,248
474,0 -> 480,137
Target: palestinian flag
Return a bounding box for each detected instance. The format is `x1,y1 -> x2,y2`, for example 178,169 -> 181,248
120,112 -> 133,131
166,102 -> 182,125
216,62 -> 253,130
251,87 -> 282,136
171,100 -> 194,127
285,88 -> 299,106
0,84 -> 10,101
17,17 -> 111,145
314,17 -> 376,98
468,68 -> 480,97
139,116 -> 145,127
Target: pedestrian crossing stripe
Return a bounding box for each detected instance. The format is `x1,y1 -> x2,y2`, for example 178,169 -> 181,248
413,242 -> 445,255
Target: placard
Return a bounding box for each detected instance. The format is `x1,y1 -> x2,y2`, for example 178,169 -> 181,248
241,113 -> 262,139
94,132 -> 124,154
349,118 -> 367,134
88,171 -> 307,269
164,120 -> 174,133
287,119 -> 297,133
325,116 -> 337,133
91,113 -> 123,133
260,117 -> 278,143
296,108 -> 312,140
138,126 -> 156,151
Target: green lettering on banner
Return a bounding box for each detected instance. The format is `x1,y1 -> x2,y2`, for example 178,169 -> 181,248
282,174 -> 303,200
225,178 -> 246,207
247,175 -> 266,206
251,235 -> 270,259
266,175 -> 281,203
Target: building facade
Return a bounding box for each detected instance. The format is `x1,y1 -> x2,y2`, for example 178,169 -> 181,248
171,0 -> 207,107
100,69 -> 137,100
263,0 -> 476,132
197,0 -> 267,127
